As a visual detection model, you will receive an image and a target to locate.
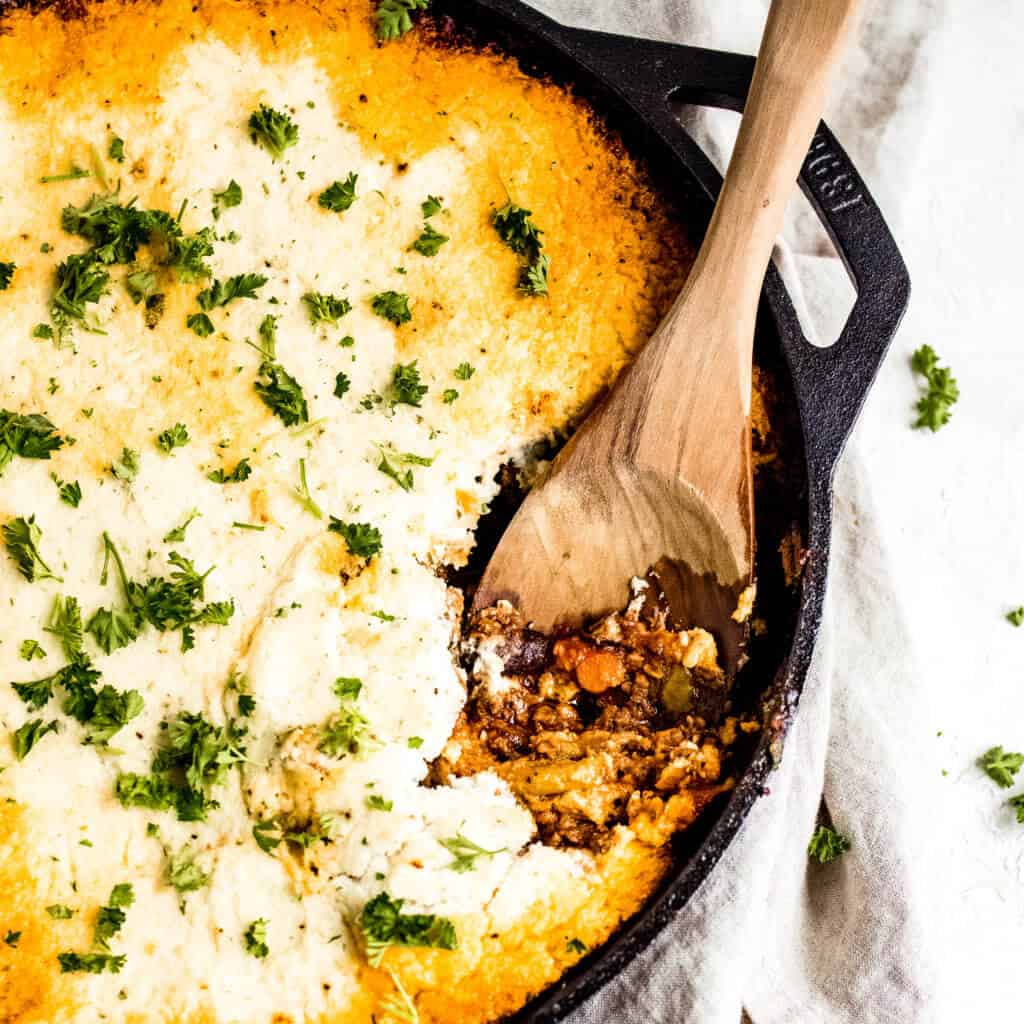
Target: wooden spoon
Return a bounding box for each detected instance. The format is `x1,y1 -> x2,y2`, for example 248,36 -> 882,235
473,0 -> 861,676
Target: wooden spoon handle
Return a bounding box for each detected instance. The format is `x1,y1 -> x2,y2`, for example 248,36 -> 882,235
669,0 -> 862,367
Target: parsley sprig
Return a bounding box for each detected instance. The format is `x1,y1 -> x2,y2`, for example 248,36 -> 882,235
3,515 -> 62,583
371,291 -> 412,326
328,518 -> 382,559
303,291 -> 351,325
374,0 -> 430,41
357,892 -> 456,967
979,745 -> 1024,788
116,710 -> 249,822
318,174 -> 358,213
440,832 -> 506,872
493,201 -> 550,296
910,345 -> 958,432
0,410 -> 65,477
807,825 -> 851,863
92,533 -> 234,653
248,104 -> 299,159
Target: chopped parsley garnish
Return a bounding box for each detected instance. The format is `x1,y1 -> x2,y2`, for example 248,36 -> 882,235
319,705 -> 371,758
411,222 -> 448,257
440,832 -> 505,872
109,447 -> 141,483
61,194 -> 149,265
187,312 -> 215,337
3,931 -> 20,948
166,845 -> 210,895
374,0 -> 430,41
910,345 -> 959,432
807,825 -> 851,863
59,195 -> 213,282
3,515 -> 62,582
12,718 -> 59,760
258,314 -> 278,357
389,361 -> 427,406
371,290 -> 412,326
366,794 -> 393,812
334,372 -> 351,398
1009,793 -> 1024,824
79,685 -> 144,745
248,104 -> 299,160
0,409 -> 65,476
40,166 -> 91,184
1007,607 -> 1024,627
20,639 -> 46,662
12,646 -> 143,746
407,736 -> 423,749
93,883 -> 134,951
93,533 -> 234,652
125,268 -> 157,303
453,362 -> 475,380
292,458 -> 323,519
493,201 -> 543,258
197,273 -> 267,310
212,179 -> 243,218
303,291 -> 351,325
156,423 -> 190,454
254,361 -> 308,426
340,334 -> 355,348
519,252 -> 550,296
52,475 -> 82,507
243,919 -> 269,959
164,509 -> 200,543
328,518 -> 382,559
421,195 -> 443,218
50,253 -> 109,337
115,710 -> 248,822
46,904 -> 75,920
57,884 -> 133,974
32,323 -> 54,340
11,656 -> 97,713
334,677 -> 363,700
442,389 -> 458,404
493,201 -> 550,297
318,174 -> 358,213
58,952 -> 126,974
252,816 -> 332,854
566,938 -> 589,955
0,262 -> 15,291
979,745 -> 1024,788
44,594 -> 85,661
84,602 -> 140,651
237,694 -> 257,716
207,458 -> 252,484
108,136 -> 125,162
375,444 -> 433,492
357,892 -> 456,967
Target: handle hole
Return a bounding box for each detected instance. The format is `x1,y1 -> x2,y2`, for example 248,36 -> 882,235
668,96 -> 856,350
774,186 -> 857,349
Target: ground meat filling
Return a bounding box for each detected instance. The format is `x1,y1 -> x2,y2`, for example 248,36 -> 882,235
433,581 -> 756,852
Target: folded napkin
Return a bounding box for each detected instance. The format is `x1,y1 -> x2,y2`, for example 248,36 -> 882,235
515,0 -> 984,1020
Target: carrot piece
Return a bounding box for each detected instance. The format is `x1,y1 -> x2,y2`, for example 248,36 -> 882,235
576,650 -> 626,693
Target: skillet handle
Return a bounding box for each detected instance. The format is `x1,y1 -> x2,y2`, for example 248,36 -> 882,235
467,8 -> 911,479
601,40 -> 911,478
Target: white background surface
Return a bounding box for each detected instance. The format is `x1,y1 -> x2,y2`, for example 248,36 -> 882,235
528,1 -> 1024,1020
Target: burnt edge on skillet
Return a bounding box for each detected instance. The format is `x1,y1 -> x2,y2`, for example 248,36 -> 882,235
0,1 -> 908,1021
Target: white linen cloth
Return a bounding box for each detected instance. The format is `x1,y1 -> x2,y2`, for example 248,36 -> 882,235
515,1 -> 1022,1020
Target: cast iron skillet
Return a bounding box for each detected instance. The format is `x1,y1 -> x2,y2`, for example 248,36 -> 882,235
432,1 -> 911,1020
